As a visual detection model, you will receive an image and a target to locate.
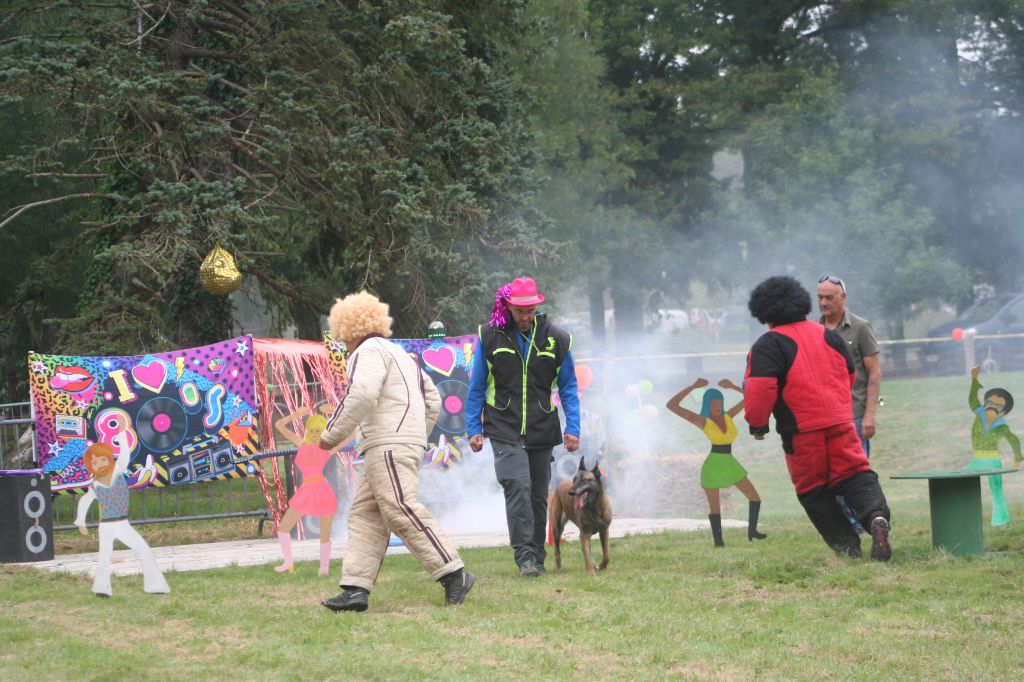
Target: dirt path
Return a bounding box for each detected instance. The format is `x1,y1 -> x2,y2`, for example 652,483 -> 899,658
18,516 -> 742,576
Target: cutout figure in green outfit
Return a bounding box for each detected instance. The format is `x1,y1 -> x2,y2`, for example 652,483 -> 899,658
967,365 -> 1022,526
667,378 -> 767,547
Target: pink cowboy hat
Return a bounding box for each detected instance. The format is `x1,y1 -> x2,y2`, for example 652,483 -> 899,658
506,277 -> 545,306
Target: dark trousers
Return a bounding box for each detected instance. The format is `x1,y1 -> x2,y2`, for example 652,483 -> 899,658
798,471 -> 890,555
836,417 -> 871,532
492,440 -> 552,567
782,423 -> 889,554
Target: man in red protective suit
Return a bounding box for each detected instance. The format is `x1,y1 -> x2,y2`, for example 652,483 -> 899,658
743,276 -> 891,561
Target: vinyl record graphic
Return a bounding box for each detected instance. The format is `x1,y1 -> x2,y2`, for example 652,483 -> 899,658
136,397 -> 187,453
434,380 -> 469,435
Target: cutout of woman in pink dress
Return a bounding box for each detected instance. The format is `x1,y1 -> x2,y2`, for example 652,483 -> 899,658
273,406 -> 348,576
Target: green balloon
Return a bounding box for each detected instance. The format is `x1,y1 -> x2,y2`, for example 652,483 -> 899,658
637,379 -> 654,396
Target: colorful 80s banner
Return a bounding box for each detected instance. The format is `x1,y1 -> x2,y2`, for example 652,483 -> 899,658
29,336 -> 259,493
392,334 -> 477,468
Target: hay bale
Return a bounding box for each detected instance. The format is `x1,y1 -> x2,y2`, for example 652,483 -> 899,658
609,453 -> 734,517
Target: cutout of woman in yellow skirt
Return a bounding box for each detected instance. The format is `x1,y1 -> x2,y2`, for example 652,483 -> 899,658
667,378 -> 766,547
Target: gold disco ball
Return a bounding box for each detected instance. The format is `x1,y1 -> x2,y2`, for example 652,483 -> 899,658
199,244 -> 243,295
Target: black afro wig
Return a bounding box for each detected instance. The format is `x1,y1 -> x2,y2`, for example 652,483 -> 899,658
748,276 -> 812,326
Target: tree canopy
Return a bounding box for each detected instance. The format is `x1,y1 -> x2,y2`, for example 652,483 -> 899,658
0,0 -> 546,392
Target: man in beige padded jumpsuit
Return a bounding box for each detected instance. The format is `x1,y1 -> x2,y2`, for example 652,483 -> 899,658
319,291 -> 474,612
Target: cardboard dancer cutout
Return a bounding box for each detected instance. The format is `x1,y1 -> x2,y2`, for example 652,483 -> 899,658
666,378 -> 767,547
967,365 -> 1022,526
272,405 -> 351,576
75,437 -> 170,597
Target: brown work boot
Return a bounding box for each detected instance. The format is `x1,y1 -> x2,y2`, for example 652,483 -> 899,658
869,517 -> 892,562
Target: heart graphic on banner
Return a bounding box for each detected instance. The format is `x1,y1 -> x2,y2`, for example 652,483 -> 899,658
422,346 -> 457,377
131,360 -> 168,394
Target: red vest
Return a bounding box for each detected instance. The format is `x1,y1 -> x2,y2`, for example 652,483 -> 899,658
745,320 -> 855,434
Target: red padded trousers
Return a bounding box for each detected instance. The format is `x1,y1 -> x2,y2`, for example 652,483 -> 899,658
783,421 -> 871,495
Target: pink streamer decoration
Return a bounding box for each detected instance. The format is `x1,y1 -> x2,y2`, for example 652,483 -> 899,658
489,283 -> 512,328
252,338 -> 349,533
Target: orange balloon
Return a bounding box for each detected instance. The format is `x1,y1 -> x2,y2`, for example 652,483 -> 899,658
575,364 -> 594,390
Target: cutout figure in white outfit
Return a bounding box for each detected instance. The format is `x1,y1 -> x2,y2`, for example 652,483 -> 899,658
75,435 -> 170,597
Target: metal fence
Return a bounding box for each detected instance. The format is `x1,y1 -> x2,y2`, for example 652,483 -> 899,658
878,332 -> 1024,377
50,474 -> 272,533
577,332 -> 1024,386
0,401 -> 34,471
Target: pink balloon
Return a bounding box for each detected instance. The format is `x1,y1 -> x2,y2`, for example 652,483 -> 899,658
951,327 -> 965,341
575,365 -> 594,390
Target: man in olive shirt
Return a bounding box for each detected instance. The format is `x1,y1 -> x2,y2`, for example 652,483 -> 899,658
817,275 -> 881,457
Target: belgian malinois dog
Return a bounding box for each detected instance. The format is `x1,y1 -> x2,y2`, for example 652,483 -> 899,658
550,456 -> 612,573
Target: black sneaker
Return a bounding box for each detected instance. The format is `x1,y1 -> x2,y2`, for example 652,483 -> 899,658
322,587 -> 369,612
519,559 -> 542,577
832,542 -> 862,558
536,562 -> 546,574
870,517 -> 892,562
440,569 -> 476,605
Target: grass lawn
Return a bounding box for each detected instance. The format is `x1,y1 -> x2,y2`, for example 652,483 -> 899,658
3,523 -> 1024,681
3,370 -> 1024,680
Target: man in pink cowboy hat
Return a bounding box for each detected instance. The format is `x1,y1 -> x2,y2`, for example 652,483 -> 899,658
466,276 -> 581,576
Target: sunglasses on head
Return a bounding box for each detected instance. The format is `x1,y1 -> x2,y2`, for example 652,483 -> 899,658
818,274 -> 846,293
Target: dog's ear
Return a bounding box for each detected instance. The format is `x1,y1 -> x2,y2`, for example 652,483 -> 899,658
578,456 -> 586,471
591,462 -> 601,480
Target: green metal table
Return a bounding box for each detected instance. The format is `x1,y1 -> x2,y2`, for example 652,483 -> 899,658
891,467 -> 1018,557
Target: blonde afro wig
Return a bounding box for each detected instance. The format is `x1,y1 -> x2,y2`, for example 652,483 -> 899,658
328,290 -> 393,344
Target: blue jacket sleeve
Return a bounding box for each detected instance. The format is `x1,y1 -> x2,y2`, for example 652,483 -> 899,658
465,338 -> 488,437
558,350 -> 581,437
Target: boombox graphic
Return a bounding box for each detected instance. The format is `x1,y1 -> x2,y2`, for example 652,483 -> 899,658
166,436 -> 238,486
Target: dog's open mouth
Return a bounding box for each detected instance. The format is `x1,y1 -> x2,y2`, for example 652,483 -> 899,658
574,490 -> 588,513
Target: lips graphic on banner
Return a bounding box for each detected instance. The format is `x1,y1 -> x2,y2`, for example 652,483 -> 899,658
421,346 -> 457,377
49,365 -> 96,394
